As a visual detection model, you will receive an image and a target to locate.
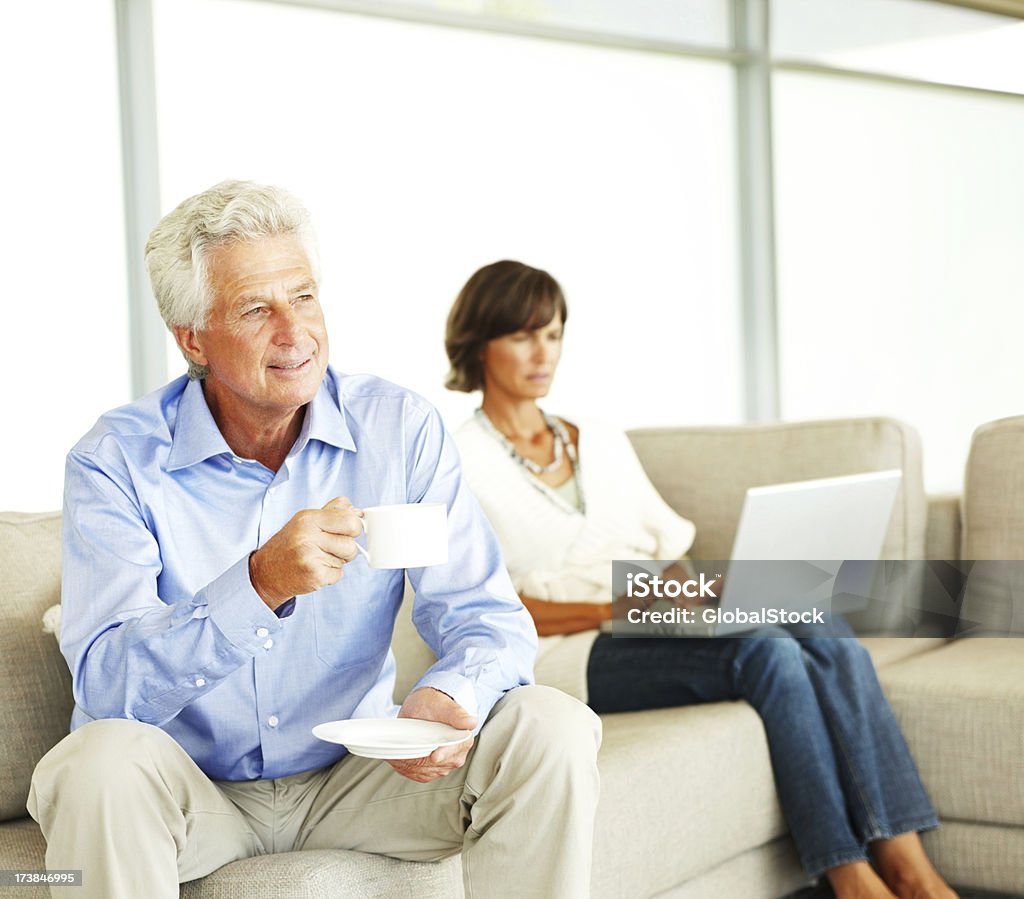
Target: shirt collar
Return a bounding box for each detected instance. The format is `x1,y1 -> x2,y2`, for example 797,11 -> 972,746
166,370 -> 356,472
166,378 -> 233,471
293,369 -> 357,455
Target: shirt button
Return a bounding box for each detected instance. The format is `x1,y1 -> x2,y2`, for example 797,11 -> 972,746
194,677 -> 206,688
263,638 -> 274,650
256,627 -> 269,638
268,715 -> 279,728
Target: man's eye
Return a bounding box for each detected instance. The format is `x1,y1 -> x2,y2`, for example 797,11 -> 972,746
244,306 -> 267,317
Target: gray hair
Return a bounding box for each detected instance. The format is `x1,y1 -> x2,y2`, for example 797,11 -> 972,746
145,180 -> 320,379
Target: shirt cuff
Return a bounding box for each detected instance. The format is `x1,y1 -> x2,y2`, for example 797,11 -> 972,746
199,555 -> 285,654
274,597 -> 297,619
412,671 -> 480,721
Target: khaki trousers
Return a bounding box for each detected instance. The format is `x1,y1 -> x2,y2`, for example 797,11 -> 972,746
28,685 -> 601,899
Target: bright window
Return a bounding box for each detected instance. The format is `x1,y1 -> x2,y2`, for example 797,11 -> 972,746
153,0 -> 742,431
773,0 -> 1024,95
1,0 -> 130,511
376,0 -> 731,47
773,72 -> 1024,491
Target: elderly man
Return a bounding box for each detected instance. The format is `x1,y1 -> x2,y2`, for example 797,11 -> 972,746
28,181 -> 601,899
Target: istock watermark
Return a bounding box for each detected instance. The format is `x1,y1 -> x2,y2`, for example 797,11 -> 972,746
625,570 -> 720,601
609,559 -> 1024,639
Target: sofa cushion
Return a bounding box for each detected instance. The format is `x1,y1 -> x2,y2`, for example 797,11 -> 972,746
0,818 -> 48,897
879,637 -> 1024,828
628,418 -> 926,561
589,636 -> 944,897
859,636 -> 947,670
179,850 -> 463,899
594,701 -> 790,896
963,415 -> 1024,559
1,811 -> 463,899
670,838 -> 808,899
0,512 -> 73,823
922,820 -> 1024,896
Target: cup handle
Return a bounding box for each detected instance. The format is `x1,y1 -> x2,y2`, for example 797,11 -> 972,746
354,517 -> 369,563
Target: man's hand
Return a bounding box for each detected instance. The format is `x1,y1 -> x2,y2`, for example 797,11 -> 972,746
387,687 -> 478,783
249,497 -> 364,611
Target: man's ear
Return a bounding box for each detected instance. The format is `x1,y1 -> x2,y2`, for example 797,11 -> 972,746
173,325 -> 208,368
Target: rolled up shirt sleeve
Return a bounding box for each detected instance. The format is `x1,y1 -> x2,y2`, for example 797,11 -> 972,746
61,446 -> 272,726
402,404 -> 538,724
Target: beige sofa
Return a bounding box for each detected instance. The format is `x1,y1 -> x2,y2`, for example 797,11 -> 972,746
2,416 -> 1022,898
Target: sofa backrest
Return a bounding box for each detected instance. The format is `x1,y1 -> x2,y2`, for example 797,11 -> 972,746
394,416 -> 931,694
627,417 -> 927,561
0,511 -> 73,822
0,416 -> 935,794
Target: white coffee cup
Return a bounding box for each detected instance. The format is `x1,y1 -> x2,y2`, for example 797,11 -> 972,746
354,502 -> 448,569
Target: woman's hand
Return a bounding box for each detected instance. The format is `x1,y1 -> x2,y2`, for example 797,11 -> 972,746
519,595 -> 612,636
660,562 -> 722,610
517,560 -> 716,636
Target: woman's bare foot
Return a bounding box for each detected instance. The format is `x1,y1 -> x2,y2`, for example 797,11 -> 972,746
872,833 -> 959,899
826,860 -> 899,899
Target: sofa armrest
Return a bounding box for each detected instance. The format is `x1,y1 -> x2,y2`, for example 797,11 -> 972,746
0,511 -> 73,823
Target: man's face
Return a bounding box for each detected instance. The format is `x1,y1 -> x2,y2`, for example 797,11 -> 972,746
177,233 -> 329,425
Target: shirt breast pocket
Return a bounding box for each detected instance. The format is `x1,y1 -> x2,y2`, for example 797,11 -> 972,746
311,568 -> 402,672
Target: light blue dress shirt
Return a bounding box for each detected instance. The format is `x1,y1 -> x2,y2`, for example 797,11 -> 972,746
61,368 -> 537,781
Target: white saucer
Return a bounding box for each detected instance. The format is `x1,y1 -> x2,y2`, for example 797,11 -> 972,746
312,717 -> 474,759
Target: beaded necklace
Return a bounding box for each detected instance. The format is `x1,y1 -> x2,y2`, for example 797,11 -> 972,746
475,407 -> 577,474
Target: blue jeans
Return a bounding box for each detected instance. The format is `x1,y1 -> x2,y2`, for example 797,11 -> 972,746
586,621 -> 938,877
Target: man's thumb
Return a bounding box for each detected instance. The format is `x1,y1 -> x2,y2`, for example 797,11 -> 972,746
433,694 -> 477,731
447,706 -> 478,731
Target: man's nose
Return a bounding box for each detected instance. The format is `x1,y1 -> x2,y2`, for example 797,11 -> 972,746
273,307 -> 304,345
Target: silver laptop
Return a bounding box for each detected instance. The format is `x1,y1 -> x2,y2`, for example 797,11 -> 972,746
729,469 -> 903,561
710,469 -> 902,634
610,469 -> 902,636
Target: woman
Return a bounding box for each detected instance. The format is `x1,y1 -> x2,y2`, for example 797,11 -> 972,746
445,260 -> 956,899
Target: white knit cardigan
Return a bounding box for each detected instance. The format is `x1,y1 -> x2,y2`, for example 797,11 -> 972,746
455,415 -> 696,700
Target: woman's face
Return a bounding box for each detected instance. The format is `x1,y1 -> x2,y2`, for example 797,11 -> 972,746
481,314 -> 564,402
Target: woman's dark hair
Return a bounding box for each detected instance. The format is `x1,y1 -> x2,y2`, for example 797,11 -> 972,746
445,260 -> 568,393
